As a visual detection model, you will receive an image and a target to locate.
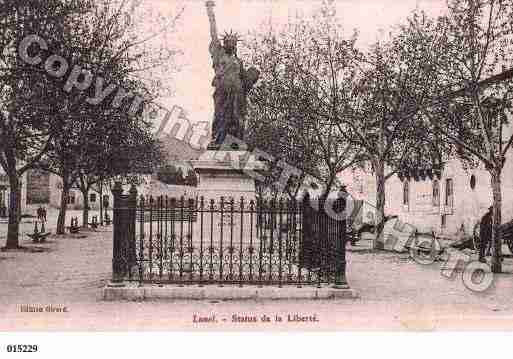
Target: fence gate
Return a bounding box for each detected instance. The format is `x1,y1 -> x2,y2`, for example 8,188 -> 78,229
111,183 -> 348,288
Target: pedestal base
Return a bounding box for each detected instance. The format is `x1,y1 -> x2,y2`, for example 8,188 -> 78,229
191,150 -> 263,202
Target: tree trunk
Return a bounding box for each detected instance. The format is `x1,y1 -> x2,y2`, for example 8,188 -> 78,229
490,169 -> 502,273
374,161 -> 386,250
4,175 -> 21,249
325,173 -> 336,198
99,181 -> 103,226
56,183 -> 70,235
81,188 -> 89,228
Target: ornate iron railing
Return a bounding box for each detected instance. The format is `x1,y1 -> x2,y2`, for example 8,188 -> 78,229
111,183 -> 348,287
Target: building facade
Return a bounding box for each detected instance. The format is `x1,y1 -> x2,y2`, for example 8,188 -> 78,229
340,155 -> 513,239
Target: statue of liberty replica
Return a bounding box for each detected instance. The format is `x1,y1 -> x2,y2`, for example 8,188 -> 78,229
206,0 -> 260,149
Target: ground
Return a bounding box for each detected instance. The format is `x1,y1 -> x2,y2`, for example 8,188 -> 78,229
1,209 -> 512,330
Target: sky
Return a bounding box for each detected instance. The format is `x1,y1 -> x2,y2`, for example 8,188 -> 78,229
148,0 -> 448,128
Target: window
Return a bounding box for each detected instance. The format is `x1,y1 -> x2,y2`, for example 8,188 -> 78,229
445,179 -> 453,207
441,214 -> 447,228
432,180 -> 440,207
470,175 -> 476,190
90,193 -> 97,203
403,181 -> 409,206
67,192 -> 75,205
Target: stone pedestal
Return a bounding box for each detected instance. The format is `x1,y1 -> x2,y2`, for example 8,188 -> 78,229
191,150 -> 264,202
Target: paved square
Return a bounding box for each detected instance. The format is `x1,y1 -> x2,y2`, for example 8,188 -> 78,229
1,209 -> 512,330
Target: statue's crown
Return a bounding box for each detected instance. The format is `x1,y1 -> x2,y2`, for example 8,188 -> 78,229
222,31 -> 240,46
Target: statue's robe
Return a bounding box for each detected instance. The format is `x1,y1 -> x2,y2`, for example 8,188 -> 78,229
209,39 -> 245,143
209,39 -> 259,145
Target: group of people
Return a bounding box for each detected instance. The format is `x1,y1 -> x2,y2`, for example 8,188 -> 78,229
36,206 -> 47,223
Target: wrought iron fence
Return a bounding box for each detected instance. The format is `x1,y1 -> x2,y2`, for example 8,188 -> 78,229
111,183 -> 347,287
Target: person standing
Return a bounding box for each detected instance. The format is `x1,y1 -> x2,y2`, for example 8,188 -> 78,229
37,206 -> 43,222
479,206 -> 493,263
334,187 -> 353,246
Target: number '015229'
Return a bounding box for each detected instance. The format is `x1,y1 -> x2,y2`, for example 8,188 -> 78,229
6,345 -> 38,353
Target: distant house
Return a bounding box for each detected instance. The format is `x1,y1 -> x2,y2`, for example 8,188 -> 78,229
25,170 -> 113,210
25,170 -> 157,210
25,168 -> 195,210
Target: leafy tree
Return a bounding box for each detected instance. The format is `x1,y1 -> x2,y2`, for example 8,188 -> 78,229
245,6 -> 365,201
157,164 -> 179,185
73,107 -> 164,228
410,0 -> 513,272
175,167 -> 184,186
33,0 -> 179,233
340,23 -> 448,249
245,4 -> 444,251
0,0 -> 89,248
184,169 -> 198,187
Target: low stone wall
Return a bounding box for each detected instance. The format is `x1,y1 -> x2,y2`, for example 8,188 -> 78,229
103,283 -> 358,301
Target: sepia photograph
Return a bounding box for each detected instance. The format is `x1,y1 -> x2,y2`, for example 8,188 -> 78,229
1,0 -> 513,355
